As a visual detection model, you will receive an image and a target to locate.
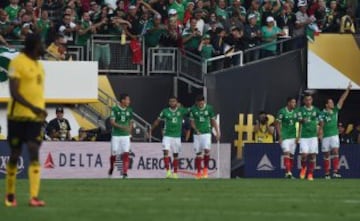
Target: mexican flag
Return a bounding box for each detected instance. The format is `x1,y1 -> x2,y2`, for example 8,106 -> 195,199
0,46 -> 19,82
306,22 -> 320,43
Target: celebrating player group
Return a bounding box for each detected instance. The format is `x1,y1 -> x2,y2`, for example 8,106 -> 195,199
276,83 -> 352,180
108,94 -> 220,179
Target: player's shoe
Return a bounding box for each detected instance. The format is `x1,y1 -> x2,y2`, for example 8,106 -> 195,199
307,173 -> 314,181
172,173 -> 178,179
332,173 -> 342,178
202,168 -> 208,179
29,197 -> 45,207
300,167 -> 307,180
195,172 -> 202,180
4,194 -> 17,207
166,170 -> 172,179
324,174 -> 331,180
285,172 -> 295,179
122,174 -> 128,179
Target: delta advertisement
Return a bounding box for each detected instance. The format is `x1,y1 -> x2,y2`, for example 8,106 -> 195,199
244,143 -> 360,178
0,141 -> 231,179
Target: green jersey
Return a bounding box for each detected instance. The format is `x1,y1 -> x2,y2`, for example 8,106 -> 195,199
110,105 -> 133,136
322,106 -> 340,138
182,28 -> 201,50
276,107 -> 298,139
76,20 -> 92,46
37,18 -> 51,43
5,5 -> 20,21
189,104 -> 216,134
298,106 -> 322,138
159,107 -> 188,137
169,2 -> 185,22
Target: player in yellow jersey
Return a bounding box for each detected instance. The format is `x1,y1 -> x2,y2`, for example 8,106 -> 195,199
5,33 -> 48,207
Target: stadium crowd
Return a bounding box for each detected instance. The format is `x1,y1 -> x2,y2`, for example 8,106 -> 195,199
0,0 -> 358,63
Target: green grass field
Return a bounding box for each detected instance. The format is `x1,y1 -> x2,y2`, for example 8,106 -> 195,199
0,179 -> 360,221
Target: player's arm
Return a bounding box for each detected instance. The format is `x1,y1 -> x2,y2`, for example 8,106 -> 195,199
318,113 -> 324,139
337,82 -> 352,109
110,118 -> 130,132
211,118 -> 220,141
190,119 -> 200,135
9,77 -> 47,119
274,120 -> 282,143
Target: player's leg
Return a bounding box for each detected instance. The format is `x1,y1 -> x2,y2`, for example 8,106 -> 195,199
162,137 -> 172,178
322,137 -> 331,179
299,138 -> 308,179
193,135 -> 203,179
26,121 -> 45,207
5,120 -> 24,207
109,136 -> 120,176
120,136 -> 131,178
330,136 -> 341,178
202,134 -> 212,178
171,138 -> 181,179
307,138 -> 319,181
282,139 -> 293,178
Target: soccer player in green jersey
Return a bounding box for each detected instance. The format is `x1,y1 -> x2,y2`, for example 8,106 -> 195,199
189,95 -> 220,179
322,83 -> 352,179
108,94 -> 133,179
275,97 -> 298,179
150,96 -> 188,179
298,94 -> 323,181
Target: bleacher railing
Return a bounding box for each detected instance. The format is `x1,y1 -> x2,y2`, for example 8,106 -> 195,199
146,47 -> 178,75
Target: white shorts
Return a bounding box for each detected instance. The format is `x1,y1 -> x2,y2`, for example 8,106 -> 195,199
111,136 -> 130,155
321,135 -> 340,152
162,136 -> 182,154
300,137 -> 319,154
194,133 -> 211,153
281,138 -> 297,155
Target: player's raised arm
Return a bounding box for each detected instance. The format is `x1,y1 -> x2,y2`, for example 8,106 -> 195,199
337,82 -> 352,109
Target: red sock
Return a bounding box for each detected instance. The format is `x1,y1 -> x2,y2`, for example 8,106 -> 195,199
289,157 -> 294,169
164,156 -> 170,171
332,155 -> 339,173
301,159 -> 307,169
122,152 -> 129,174
284,156 -> 291,173
173,158 -> 178,173
323,158 -> 330,174
110,155 -> 116,169
195,157 -> 202,173
308,160 -> 315,174
204,155 -> 210,170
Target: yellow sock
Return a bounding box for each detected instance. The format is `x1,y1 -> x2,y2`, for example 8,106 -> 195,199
28,161 -> 41,199
6,164 -> 18,195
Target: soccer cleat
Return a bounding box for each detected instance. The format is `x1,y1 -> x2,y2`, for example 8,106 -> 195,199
285,172 -> 295,179
195,172 -> 202,180
332,173 -> 342,178
122,174 -> 128,179
300,167 -> 307,180
202,168 -> 208,179
29,197 -> 45,207
307,173 -> 314,181
172,173 -> 178,179
165,170 -> 172,179
325,174 -> 331,180
4,194 -> 17,207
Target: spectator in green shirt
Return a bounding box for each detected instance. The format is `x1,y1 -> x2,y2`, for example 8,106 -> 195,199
36,10 -> 52,44
0,9 -> 14,39
5,0 -> 20,22
198,34 -> 214,72
169,0 -> 185,23
76,11 -> 95,46
144,13 -> 166,47
260,16 -> 284,58
182,17 -> 202,54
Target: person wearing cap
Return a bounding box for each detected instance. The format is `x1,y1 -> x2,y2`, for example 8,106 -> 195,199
224,25 -> 246,66
260,16 -> 284,57
186,8 -> 205,35
182,17 -> 202,54
223,10 -> 244,34
294,1 -> 312,37
169,0 -> 185,23
151,0 -> 169,23
46,107 -> 72,141
198,34 -> 214,69
244,13 -> 261,62
183,2 -> 195,25
246,0 -> 262,26
144,13 -> 167,47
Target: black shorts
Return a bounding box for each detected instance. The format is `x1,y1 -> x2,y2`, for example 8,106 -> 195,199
7,120 -> 43,146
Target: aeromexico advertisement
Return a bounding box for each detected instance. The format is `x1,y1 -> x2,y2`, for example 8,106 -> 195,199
0,141 -> 231,179
244,144 -> 360,178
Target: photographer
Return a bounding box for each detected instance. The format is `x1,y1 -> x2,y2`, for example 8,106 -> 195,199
254,111 -> 275,143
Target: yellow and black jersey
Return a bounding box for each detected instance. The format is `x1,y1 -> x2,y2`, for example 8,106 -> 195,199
7,52 -> 45,122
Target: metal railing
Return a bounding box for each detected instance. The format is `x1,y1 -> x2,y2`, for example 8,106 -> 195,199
90,34 -> 142,74
204,50 -> 244,74
146,47 -> 178,75
178,50 -> 204,83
